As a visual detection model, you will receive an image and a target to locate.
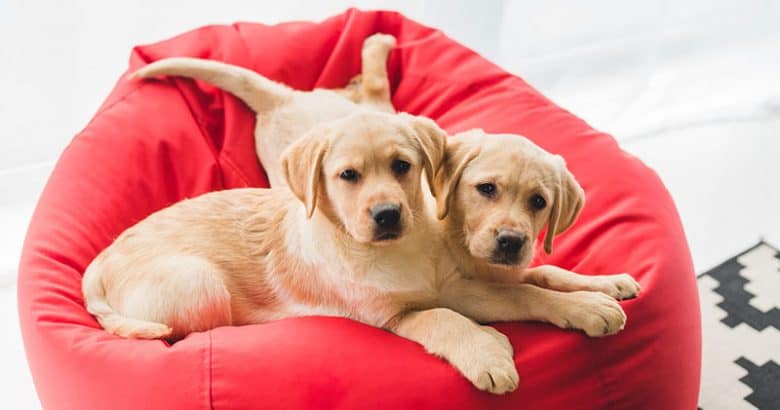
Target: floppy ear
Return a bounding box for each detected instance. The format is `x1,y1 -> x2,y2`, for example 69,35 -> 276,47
434,140 -> 480,220
281,133 -> 329,219
401,114 -> 447,196
544,157 -> 585,254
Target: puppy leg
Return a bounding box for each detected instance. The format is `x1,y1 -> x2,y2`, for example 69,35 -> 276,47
358,33 -> 396,112
440,278 -> 626,337
333,33 -> 396,112
332,74 -> 364,102
520,265 -> 640,300
390,308 -> 518,394
112,255 -> 232,341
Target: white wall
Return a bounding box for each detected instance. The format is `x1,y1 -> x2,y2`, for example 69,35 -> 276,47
498,0 -> 780,141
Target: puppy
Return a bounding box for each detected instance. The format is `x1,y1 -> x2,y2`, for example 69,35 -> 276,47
433,130 -> 641,337
390,130 -> 638,388
83,111 -> 521,394
132,33 -> 397,188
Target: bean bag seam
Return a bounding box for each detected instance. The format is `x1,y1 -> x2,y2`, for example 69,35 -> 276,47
219,154 -> 251,186
153,76 -> 251,187
130,45 -> 233,183
202,24 -> 255,187
590,341 -> 617,409
231,22 -> 266,86
166,81 -> 222,158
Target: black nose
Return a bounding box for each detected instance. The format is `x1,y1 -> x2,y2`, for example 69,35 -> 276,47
496,232 -> 525,255
371,204 -> 401,228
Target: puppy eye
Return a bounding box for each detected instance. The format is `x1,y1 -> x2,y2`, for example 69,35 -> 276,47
530,194 -> 546,210
476,183 -> 496,197
392,159 -> 411,175
340,169 -> 359,182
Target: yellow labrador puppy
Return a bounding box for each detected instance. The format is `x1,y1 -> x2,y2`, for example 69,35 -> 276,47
433,130 -> 641,336
83,111 -> 521,394
132,34 -> 396,188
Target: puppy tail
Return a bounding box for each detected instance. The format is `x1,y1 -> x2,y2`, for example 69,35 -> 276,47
131,57 -> 293,113
82,263 -> 173,339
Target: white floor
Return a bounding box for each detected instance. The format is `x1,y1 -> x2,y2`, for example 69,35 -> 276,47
2,1 -> 778,408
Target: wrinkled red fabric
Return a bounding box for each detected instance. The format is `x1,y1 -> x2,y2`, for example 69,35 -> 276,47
18,9 -> 701,410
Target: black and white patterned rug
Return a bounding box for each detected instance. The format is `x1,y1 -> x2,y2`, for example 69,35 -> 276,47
698,241 -> 780,410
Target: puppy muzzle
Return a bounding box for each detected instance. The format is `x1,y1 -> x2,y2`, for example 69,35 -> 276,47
371,203 -> 403,241
490,230 -> 526,265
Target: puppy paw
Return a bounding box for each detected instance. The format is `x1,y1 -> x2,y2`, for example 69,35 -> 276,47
464,347 -> 519,394
591,273 -> 641,300
364,33 -> 397,50
558,291 -> 627,337
454,331 -> 519,394
480,325 -> 513,356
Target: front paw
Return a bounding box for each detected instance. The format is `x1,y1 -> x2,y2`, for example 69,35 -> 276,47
454,330 -> 519,394
591,273 -> 641,300
558,291 -> 627,337
480,325 -> 513,356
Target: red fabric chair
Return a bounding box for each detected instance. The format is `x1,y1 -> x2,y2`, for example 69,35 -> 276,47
18,9 -> 701,409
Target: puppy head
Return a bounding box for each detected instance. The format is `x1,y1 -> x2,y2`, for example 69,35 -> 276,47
435,130 -> 584,268
282,111 -> 445,244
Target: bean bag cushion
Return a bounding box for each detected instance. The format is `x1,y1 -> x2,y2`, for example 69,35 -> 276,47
18,9 -> 701,410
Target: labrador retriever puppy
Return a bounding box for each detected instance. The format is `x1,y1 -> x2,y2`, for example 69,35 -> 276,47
83,111 -> 521,394
132,33 -> 397,188
433,130 -> 641,337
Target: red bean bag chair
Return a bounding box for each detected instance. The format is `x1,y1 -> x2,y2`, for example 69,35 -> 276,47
18,9 -> 701,409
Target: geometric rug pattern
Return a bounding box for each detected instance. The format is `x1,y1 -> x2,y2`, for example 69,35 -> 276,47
698,241 -> 780,409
